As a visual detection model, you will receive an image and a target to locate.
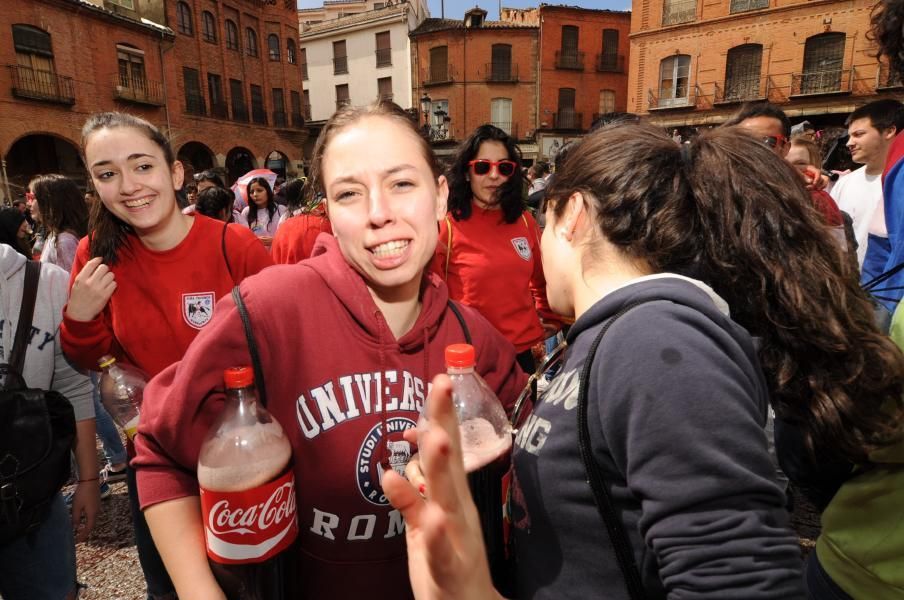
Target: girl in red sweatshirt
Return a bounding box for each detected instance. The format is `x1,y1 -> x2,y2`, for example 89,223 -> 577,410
434,125 -> 560,373
60,112 -> 272,600
132,101 -> 526,599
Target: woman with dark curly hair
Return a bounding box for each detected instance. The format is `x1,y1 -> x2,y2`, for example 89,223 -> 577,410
435,124 -> 560,373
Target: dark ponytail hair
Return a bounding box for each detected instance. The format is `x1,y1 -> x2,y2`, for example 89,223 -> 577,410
29,173 -> 89,238
870,0 -> 904,80
447,124 -> 525,224
80,112 -> 177,264
546,123 -> 904,465
246,177 -> 276,231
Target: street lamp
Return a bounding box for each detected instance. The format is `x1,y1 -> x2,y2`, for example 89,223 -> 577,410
420,92 -> 432,128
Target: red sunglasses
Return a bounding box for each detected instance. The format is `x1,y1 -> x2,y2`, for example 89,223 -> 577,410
468,159 -> 517,177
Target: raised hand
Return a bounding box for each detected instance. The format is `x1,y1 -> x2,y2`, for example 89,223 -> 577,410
66,257 -> 117,322
383,375 -> 502,600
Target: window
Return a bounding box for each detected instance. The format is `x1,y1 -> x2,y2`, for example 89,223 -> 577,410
183,67 -> 205,115
246,28 -> 259,57
377,76 -> 392,101
202,11 -> 216,43
662,0 -> 696,25
230,78 -> 248,122
226,20 -> 239,50
556,87 -> 579,128
598,89 -> 615,114
724,44 -> 762,101
177,2 -> 193,35
800,33 -> 845,94
268,34 -> 280,61
273,87 -> 286,127
208,73 -> 226,118
557,26 -> 582,70
336,83 -> 350,109
490,44 -> 512,81
290,90 -> 304,127
303,89 -> 312,120
287,38 -> 297,64
333,40 -> 348,74
250,84 -> 266,124
376,31 -> 392,67
429,45 -> 448,83
117,45 -> 146,92
730,0 -> 768,14
599,29 -> 621,71
490,98 -> 512,135
300,47 -> 308,80
11,25 -> 73,103
658,54 -> 691,107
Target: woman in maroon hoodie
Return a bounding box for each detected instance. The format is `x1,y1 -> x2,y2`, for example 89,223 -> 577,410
132,101 -> 526,599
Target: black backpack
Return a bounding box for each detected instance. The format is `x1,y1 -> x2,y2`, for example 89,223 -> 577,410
0,260 -> 76,545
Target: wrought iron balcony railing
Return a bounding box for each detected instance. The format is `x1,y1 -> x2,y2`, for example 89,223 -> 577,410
376,48 -> 392,67
185,92 -> 206,116
553,110 -> 583,129
485,62 -> 518,83
425,63 -> 456,86
333,55 -> 348,75
791,68 -> 852,96
8,65 -> 75,104
273,110 -> 287,128
596,54 -> 625,73
662,0 -> 696,26
714,75 -> 767,104
555,51 -> 584,71
114,75 -> 165,106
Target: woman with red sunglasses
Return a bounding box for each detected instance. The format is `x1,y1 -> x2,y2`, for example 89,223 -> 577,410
434,124 -> 561,373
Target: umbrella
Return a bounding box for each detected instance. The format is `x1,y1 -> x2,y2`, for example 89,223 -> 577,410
231,169 -> 278,209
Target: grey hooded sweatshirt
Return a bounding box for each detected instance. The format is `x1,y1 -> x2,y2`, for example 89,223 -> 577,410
0,243 -> 92,421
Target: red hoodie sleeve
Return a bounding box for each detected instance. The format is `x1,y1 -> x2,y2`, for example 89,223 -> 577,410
60,238 -> 123,370
132,286 -> 257,508
271,215 -> 334,264
430,215 -> 451,280
524,213 -> 562,328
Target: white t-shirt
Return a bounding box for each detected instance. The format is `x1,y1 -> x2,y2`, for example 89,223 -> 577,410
830,165 -> 885,266
242,204 -> 286,238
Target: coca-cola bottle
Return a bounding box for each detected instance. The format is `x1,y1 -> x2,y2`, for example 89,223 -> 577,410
440,344 -> 514,592
97,355 -> 146,440
197,367 -> 298,600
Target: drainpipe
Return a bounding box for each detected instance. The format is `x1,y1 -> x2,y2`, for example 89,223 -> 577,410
1,153 -> 11,205
159,32 -> 173,133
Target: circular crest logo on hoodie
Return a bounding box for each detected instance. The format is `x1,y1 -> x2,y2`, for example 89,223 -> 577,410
356,417 -> 416,506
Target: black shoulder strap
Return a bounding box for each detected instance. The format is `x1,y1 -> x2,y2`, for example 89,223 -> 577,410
9,261 -> 41,377
446,300 -> 472,345
231,286 -> 268,407
578,299 -> 657,600
221,223 -> 235,285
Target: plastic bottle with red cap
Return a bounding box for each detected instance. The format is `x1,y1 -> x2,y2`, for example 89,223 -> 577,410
197,367 -> 298,600
432,343 -> 514,592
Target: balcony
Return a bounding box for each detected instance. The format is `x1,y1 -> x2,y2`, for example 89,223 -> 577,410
877,62 -> 903,90
596,54 -> 625,73
729,0 -> 768,13
8,65 -> 75,105
714,76 -> 767,104
491,122 -> 519,139
291,111 -> 305,129
185,92 -> 206,116
662,0 -> 696,25
555,51 -> 584,71
379,93 -> 393,102
791,68 -> 852,97
333,55 -> 348,75
423,123 -> 453,142
648,86 -> 699,110
210,101 -> 228,119
301,63 -> 308,80
114,75 -> 164,106
376,48 -> 392,68
553,110 -> 583,129
232,104 -> 249,122
425,63 -> 456,86
484,62 -> 518,83
273,110 -> 287,128
251,105 -> 268,125
302,103 -> 312,121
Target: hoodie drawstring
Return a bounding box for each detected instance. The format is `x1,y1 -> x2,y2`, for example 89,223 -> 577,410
375,309 -> 390,471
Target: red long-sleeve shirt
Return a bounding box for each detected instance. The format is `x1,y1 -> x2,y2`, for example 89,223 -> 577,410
432,207 -> 560,353
270,211 -> 333,264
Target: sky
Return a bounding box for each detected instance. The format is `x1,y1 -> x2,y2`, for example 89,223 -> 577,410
297,0 -> 631,21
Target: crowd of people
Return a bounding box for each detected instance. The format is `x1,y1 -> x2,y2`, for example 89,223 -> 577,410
2,3 -> 904,599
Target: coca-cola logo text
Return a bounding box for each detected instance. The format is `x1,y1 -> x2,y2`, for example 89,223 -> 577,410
207,482 -> 296,536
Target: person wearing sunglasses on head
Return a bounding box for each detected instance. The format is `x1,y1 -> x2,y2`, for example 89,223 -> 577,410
434,124 -> 562,374
724,102 -> 844,229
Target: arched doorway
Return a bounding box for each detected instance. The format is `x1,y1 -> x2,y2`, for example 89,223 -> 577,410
5,134 -> 83,197
177,141 -> 215,174
226,147 -> 256,184
265,150 -> 288,178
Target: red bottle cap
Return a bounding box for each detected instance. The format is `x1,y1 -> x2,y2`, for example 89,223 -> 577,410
445,344 -> 476,368
223,367 -> 254,389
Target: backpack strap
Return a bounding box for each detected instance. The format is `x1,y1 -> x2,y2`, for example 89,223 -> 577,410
445,300 -> 472,345
231,286 -> 269,408
221,223 -> 235,285
444,215 -> 453,280
577,299 -> 658,600
8,261 -> 41,377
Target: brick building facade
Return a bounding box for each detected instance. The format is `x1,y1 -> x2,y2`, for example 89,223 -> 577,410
628,0 -> 899,130
409,7 -> 539,160
0,0 -> 307,203
531,5 -> 631,161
